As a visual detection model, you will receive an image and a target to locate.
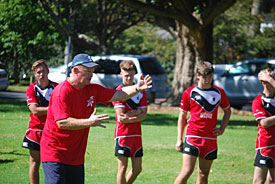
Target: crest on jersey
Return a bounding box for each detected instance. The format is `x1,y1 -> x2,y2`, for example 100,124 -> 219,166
87,96 -> 94,107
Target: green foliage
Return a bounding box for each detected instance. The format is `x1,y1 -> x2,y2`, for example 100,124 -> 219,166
0,0 -> 65,80
0,99 -> 257,183
114,23 -> 176,86
213,0 -> 275,64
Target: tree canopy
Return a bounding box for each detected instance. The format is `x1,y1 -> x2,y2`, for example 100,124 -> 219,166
0,0 -> 64,83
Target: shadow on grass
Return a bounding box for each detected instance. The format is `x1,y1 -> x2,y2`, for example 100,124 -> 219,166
0,99 -> 28,113
0,159 -> 14,164
0,150 -> 28,157
143,113 -> 257,127
227,120 -> 257,126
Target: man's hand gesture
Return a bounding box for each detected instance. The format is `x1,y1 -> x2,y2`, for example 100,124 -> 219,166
88,109 -> 110,128
136,74 -> 152,91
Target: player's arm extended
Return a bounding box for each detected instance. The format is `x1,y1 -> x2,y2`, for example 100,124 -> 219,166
28,104 -> 48,116
108,74 -> 152,102
176,110 -> 187,152
115,107 -> 147,124
260,116 -> 275,128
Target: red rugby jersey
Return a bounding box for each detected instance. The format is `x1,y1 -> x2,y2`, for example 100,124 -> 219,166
179,85 -> 230,138
112,84 -> 147,138
252,94 -> 275,149
26,81 -> 57,130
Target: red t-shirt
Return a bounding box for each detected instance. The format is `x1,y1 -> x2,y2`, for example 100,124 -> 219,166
40,80 -> 116,165
252,95 -> 275,149
179,85 -> 230,138
112,84 -> 147,137
26,81 -> 57,130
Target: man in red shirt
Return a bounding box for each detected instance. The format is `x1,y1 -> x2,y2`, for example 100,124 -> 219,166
174,61 -> 231,184
22,59 -> 58,184
40,54 -> 152,184
252,68 -> 275,184
112,60 -> 147,184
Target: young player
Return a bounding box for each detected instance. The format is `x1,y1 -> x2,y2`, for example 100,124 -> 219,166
252,68 -> 275,184
22,59 -> 58,184
112,60 -> 147,184
174,61 -> 231,184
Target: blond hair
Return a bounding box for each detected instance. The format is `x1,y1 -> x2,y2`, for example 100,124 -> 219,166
120,60 -> 136,72
32,59 -> 48,71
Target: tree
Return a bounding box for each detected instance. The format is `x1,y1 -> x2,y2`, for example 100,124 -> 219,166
213,0 -> 275,64
36,0 -> 146,56
0,0 -> 64,83
119,0 -> 236,105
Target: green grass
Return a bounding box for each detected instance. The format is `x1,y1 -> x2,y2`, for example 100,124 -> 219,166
0,99 -> 257,183
7,84 -> 28,92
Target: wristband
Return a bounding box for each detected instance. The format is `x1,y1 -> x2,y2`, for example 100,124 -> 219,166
135,86 -> 140,92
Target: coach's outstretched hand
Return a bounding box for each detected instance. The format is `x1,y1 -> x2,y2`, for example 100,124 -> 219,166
136,74 -> 152,91
88,109 -> 110,128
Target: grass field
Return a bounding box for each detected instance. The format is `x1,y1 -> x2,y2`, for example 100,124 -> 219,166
0,99 -> 257,184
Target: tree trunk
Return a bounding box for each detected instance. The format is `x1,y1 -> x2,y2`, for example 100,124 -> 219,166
13,51 -> 19,84
166,22 -> 213,106
248,0 -> 262,37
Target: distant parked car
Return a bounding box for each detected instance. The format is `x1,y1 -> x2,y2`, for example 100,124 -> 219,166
0,69 -> 9,91
49,55 -> 170,102
213,58 -> 275,109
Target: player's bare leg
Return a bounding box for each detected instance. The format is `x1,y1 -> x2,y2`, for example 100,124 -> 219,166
117,156 -> 128,184
196,157 -> 213,184
266,168 -> 274,184
126,157 -> 142,184
253,166 -> 268,184
174,154 -> 197,184
29,150 -> 40,184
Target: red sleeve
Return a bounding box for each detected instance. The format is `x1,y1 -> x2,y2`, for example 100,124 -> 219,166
93,84 -> 117,105
252,96 -> 267,121
219,88 -> 230,109
179,89 -> 190,112
139,91 -> 148,108
26,83 -> 38,105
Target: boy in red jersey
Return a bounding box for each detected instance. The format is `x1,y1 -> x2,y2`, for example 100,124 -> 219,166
112,60 -> 147,184
252,68 -> 275,184
22,59 -> 58,184
174,61 -> 231,184
40,54 -> 152,184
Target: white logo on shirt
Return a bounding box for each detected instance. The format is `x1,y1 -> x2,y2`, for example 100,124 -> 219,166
200,112 -> 213,119
194,95 -> 201,101
87,96 -> 94,107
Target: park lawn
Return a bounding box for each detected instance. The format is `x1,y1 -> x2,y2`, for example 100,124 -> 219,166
0,99 -> 257,184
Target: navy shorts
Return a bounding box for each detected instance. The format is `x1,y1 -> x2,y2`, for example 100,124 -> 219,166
42,162 -> 84,184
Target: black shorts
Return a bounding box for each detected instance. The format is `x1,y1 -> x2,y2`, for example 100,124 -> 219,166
182,137 -> 217,160
254,149 -> 275,168
22,135 -> 40,151
115,137 -> 143,158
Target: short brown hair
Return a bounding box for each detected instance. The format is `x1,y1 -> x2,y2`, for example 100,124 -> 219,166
120,60 -> 136,72
32,59 -> 48,71
196,61 -> 214,76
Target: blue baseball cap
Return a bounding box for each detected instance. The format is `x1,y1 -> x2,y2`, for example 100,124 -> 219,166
71,54 -> 98,68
